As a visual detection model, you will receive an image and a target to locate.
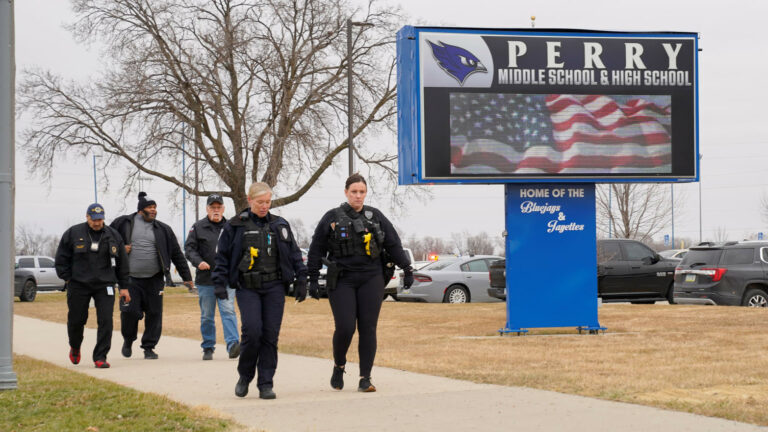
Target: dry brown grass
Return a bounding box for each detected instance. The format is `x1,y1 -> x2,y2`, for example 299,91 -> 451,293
15,289 -> 768,425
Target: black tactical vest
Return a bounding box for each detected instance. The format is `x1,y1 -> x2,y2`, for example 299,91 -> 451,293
328,204 -> 385,259
238,216 -> 280,285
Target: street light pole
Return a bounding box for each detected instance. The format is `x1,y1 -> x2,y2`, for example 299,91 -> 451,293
0,0 -> 19,390
92,154 -> 98,202
346,19 -> 373,176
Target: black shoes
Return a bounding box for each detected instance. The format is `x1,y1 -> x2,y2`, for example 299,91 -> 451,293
330,365 -> 345,390
202,348 -> 214,361
235,377 -> 249,398
228,342 -> 241,359
358,376 -> 376,393
259,387 -> 276,400
121,340 -> 132,358
143,349 -> 159,360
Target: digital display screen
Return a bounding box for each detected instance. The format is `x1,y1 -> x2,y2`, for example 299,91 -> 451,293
449,93 -> 671,174
396,27 -> 699,184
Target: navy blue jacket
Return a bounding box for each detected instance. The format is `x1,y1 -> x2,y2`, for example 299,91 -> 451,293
213,210 -> 307,290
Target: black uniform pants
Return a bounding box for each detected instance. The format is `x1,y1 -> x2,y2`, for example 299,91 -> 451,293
67,280 -> 116,362
236,280 -> 285,390
121,273 -> 164,350
328,268 -> 384,378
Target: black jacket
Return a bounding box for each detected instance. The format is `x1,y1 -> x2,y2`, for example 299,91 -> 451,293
213,210 -> 307,290
307,204 -> 411,282
184,216 -> 226,285
55,223 -> 129,287
109,212 -> 192,282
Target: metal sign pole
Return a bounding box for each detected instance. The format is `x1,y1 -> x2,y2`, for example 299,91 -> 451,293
0,0 -> 19,390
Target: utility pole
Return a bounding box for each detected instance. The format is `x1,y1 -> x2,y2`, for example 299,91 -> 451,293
194,144 -> 199,221
0,0 -> 19,390
347,19 -> 373,176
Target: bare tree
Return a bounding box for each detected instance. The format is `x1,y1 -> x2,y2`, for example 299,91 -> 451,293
19,0 -> 404,210
404,235 -> 447,261
465,232 -> 494,255
287,218 -> 311,248
596,184 -> 675,242
712,225 -> 729,243
16,224 -> 59,257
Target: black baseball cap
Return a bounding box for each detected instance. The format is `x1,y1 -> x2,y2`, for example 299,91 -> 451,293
207,194 -> 224,206
87,203 -> 106,220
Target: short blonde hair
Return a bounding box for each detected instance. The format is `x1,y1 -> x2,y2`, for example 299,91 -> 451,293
247,182 -> 273,199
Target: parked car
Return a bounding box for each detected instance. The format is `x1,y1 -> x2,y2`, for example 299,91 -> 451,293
673,241 -> 768,307
597,239 -> 677,304
487,259 -> 506,300
384,248 -> 415,300
659,248 -> 688,260
14,263 -> 37,302
15,255 -> 66,291
397,255 -> 504,303
487,239 -> 677,304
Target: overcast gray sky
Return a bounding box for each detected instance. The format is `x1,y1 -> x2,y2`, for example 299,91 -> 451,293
12,0 -> 768,249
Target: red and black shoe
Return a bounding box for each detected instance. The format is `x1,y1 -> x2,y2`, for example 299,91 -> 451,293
94,360 -> 110,369
69,348 -> 81,365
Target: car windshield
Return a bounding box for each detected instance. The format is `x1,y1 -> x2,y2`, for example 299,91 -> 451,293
680,249 -> 722,267
421,259 -> 457,271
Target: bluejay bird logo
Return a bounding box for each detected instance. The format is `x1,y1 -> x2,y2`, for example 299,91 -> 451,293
427,40 -> 487,85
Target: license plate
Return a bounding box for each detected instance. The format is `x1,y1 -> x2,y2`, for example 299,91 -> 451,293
685,274 -> 696,283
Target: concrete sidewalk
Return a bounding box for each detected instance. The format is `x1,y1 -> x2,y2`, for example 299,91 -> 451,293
12,315 -> 767,432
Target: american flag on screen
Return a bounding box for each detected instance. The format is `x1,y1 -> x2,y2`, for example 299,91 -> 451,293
449,93 -> 672,174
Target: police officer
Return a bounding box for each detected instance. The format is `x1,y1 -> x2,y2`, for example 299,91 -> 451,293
55,203 -> 130,368
185,193 -> 240,360
213,182 -> 307,399
110,192 -> 194,360
307,173 -> 413,392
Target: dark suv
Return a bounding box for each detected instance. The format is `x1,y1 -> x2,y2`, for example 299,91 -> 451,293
597,239 -> 678,303
673,241 -> 768,307
487,239 -> 677,303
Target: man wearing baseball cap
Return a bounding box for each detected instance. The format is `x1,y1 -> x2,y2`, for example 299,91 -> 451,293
55,203 -> 130,368
185,194 -> 241,360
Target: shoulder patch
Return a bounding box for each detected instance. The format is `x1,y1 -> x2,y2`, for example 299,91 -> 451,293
280,226 -> 290,241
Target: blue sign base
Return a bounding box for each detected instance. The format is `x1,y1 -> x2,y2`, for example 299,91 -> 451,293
500,184 -> 605,335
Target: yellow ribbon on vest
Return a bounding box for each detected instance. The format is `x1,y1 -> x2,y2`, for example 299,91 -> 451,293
363,233 -> 372,256
248,247 -> 259,270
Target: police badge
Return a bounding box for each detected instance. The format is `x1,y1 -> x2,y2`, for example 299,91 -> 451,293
364,210 -> 373,220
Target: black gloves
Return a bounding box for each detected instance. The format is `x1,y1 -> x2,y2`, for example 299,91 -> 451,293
214,285 -> 228,300
309,280 -> 320,300
294,278 -> 308,302
402,267 -> 414,289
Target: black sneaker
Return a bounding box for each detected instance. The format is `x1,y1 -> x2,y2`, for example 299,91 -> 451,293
202,348 -> 214,361
235,377 -> 249,398
358,376 -> 376,393
228,342 -> 241,359
143,349 -> 159,360
330,365 -> 345,390
121,340 -> 132,358
259,387 -> 276,400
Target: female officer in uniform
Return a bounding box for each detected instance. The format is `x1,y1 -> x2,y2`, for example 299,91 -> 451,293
213,182 -> 307,399
307,173 -> 413,392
